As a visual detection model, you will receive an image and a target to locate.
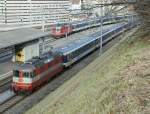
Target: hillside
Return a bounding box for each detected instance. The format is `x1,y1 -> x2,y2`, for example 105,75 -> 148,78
24,27 -> 150,114
134,0 -> 150,27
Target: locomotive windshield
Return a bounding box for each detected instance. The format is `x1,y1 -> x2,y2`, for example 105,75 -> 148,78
56,27 -> 61,32
13,70 -> 19,77
23,71 -> 35,78
23,72 -> 30,78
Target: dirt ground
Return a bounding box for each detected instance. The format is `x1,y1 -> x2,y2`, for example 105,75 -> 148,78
25,28 -> 150,114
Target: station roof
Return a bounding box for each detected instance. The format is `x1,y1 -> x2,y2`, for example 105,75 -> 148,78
0,28 -> 50,49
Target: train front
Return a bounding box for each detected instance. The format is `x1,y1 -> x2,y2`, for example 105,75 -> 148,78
50,23 -> 72,37
11,63 -> 35,93
50,24 -> 65,37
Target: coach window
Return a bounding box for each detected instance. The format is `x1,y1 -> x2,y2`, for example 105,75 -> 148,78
67,54 -> 72,60
75,50 -> 78,57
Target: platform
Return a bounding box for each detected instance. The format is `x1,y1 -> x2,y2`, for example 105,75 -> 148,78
0,28 -> 50,49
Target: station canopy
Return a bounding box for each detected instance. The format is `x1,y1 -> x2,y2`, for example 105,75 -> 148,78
0,28 -> 50,49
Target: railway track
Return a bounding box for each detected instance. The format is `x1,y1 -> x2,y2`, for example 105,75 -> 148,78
1,27 -> 138,114
0,75 -> 12,93
0,95 -> 25,114
0,48 -> 13,63
0,76 -> 12,87
0,38 -> 118,114
0,22 -> 137,114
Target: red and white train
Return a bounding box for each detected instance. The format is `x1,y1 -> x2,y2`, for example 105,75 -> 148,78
50,15 -> 132,38
11,20 -> 136,94
12,53 -> 63,93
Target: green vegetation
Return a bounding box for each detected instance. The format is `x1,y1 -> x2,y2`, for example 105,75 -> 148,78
25,29 -> 150,114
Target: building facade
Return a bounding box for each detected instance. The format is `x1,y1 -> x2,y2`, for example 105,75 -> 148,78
70,0 -> 81,10
0,0 -> 71,29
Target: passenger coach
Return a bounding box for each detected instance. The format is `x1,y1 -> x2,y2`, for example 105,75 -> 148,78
52,22 -> 131,67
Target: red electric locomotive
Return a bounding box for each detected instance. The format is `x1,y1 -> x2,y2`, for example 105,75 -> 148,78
50,23 -> 73,37
11,52 -> 63,93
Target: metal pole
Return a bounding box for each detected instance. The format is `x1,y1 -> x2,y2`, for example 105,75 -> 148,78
65,31 -> 68,38
4,0 -> 7,24
131,13 -> 134,27
122,6 -> 126,37
39,38 -> 45,55
99,6 -> 103,55
42,16 -> 45,32
28,0 -> 32,25
65,12 -> 70,39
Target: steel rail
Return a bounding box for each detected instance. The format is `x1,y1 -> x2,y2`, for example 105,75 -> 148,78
0,95 -> 25,114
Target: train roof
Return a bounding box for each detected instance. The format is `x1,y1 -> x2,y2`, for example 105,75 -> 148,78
52,22 -> 125,55
52,30 -> 107,55
25,52 -> 56,66
14,51 -> 60,71
14,62 -> 35,72
52,14 -> 135,27
52,14 -> 135,28
52,20 -> 89,27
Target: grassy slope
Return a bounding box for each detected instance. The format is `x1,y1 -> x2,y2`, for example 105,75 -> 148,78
25,28 -> 150,114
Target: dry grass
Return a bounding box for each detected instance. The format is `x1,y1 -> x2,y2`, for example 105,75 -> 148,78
25,28 -> 150,114
134,0 -> 150,25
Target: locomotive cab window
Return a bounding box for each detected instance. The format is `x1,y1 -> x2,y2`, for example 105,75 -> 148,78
30,72 -> 36,78
56,27 -> 61,32
23,71 -> 36,78
23,72 -> 30,78
13,70 -> 19,77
